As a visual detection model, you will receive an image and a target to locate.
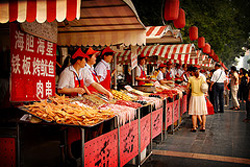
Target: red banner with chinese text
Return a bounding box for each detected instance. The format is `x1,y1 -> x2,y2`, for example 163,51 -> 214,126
152,108 -> 163,139
10,23 -> 56,101
84,129 -> 118,167
173,99 -> 179,123
140,113 -> 151,152
166,102 -> 173,128
182,95 -> 188,114
120,120 -> 138,167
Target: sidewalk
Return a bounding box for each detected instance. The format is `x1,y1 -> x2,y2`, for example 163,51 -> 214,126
142,102 -> 250,167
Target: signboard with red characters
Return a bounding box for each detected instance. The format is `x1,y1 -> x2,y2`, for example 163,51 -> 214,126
140,113 -> 151,152
10,23 -> 56,102
173,100 -> 179,123
84,129 -> 118,167
152,108 -> 163,139
120,120 -> 138,167
166,102 -> 173,128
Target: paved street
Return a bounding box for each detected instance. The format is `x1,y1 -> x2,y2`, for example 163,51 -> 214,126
141,102 -> 250,167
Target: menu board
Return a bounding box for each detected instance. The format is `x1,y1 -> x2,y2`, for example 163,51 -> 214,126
10,23 -> 56,102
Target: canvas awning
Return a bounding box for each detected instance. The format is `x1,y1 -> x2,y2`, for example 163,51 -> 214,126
115,44 -> 195,64
146,26 -> 182,44
0,0 -> 81,23
57,0 -> 146,46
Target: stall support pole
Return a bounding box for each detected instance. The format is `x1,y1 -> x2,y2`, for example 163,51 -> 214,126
171,97 -> 175,135
114,53 -> 117,90
81,128 -> 85,167
137,108 -> 141,166
117,116 -> 121,167
150,104 -> 153,152
163,99 -> 167,140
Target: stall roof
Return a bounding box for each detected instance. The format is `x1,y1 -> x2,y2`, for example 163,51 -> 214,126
115,44 -> 195,64
146,26 -> 183,44
57,0 -> 146,46
0,0 -> 81,23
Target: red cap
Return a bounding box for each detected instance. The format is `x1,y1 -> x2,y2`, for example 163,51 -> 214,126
194,65 -> 201,69
159,64 -> 167,68
166,61 -> 173,65
101,46 -> 115,56
86,47 -> 100,56
138,54 -> 147,59
72,48 -> 88,59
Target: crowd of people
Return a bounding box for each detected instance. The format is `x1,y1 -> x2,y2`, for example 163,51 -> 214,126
148,61 -> 250,131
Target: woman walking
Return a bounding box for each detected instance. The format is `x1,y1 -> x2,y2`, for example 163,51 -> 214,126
186,67 -> 208,131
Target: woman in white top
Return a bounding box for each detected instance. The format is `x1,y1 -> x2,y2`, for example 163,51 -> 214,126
157,64 -> 174,85
82,47 -> 113,99
57,48 -> 90,96
95,47 -> 116,91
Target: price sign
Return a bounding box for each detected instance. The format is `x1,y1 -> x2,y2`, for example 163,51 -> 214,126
84,129 -> 118,167
152,108 -> 163,139
166,102 -> 173,128
10,23 -> 56,101
140,114 -> 151,152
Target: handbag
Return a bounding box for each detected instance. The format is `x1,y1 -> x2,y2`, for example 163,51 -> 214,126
200,77 -> 208,93
205,96 -> 214,115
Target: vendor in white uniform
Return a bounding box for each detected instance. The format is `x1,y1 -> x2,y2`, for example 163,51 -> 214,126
157,64 -> 174,85
57,48 -> 90,96
82,47 -> 113,99
135,54 -> 150,86
95,47 -> 116,91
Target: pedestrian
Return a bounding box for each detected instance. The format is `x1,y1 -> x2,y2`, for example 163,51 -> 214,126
239,68 -> 248,103
210,63 -> 227,113
207,69 -> 216,106
186,67 -> 207,132
243,78 -> 250,122
230,66 -> 240,110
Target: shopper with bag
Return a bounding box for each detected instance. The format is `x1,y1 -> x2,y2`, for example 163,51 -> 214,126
186,67 -> 208,132
210,63 -> 227,113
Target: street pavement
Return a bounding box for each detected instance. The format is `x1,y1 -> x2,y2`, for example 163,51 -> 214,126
140,101 -> 250,167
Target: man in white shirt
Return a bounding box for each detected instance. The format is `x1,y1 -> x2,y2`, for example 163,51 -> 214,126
210,63 -> 227,113
157,64 -> 174,85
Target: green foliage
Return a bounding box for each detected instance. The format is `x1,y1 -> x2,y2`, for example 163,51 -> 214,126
132,0 -> 250,67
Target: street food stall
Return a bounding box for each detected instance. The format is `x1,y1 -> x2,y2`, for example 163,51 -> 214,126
0,1 -> 192,167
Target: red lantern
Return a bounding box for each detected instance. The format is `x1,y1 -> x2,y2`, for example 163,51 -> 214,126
173,8 -> 186,29
203,43 -> 211,54
164,0 -> 180,21
198,37 -> 205,48
209,49 -> 214,58
189,26 -> 198,41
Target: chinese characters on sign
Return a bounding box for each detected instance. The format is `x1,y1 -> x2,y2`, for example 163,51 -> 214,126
10,23 -> 56,101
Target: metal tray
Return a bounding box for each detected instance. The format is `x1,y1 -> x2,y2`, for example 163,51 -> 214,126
18,106 -> 115,128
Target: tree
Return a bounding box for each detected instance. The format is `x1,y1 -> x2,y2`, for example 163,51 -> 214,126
132,0 -> 250,67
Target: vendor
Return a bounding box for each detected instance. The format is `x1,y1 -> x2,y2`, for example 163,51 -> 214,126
165,61 -> 175,81
57,48 -> 90,96
95,47 -> 116,91
157,64 -> 174,85
83,47 -> 113,99
135,54 -> 150,86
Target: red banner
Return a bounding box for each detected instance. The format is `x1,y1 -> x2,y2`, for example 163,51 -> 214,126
120,120 -> 138,167
10,23 -> 56,101
152,108 -> 163,139
166,102 -> 173,128
84,129 -> 118,167
173,99 -> 179,123
140,114 -> 151,152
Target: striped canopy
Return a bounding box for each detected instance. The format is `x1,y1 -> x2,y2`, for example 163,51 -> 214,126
0,0 -> 81,23
115,44 -> 195,65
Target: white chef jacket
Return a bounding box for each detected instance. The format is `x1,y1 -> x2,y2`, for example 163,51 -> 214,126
82,63 -> 97,87
95,60 -> 111,82
157,71 -> 164,81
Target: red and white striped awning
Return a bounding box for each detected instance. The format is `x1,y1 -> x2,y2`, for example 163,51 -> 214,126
116,44 -> 195,64
146,26 -> 173,38
146,26 -> 183,44
0,0 -> 81,23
